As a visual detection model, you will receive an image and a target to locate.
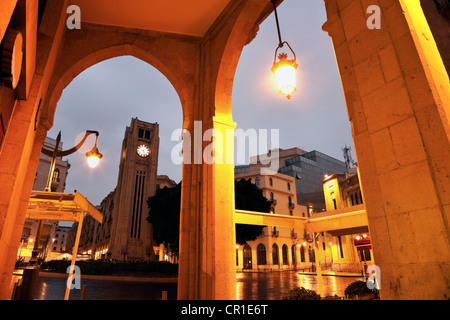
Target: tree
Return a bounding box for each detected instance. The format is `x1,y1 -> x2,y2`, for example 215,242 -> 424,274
234,178 -> 270,244
147,179 -> 271,253
147,183 -> 182,254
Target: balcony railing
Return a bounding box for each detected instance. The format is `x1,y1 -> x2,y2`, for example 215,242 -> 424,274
271,230 -> 279,237
290,232 -> 297,239
288,202 -> 295,210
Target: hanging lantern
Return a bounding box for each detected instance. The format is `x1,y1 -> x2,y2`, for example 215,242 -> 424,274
270,0 -> 298,99
272,49 -> 298,99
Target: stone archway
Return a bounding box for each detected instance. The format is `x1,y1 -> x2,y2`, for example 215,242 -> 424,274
40,23 -> 198,132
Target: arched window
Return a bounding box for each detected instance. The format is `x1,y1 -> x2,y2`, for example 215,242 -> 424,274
255,177 -> 260,186
300,246 -> 306,262
287,182 -> 291,190
270,192 -> 274,201
291,245 -> 297,265
243,245 -> 252,269
282,244 -> 289,265
272,243 -> 279,265
288,196 -> 292,205
257,243 -> 267,265
308,246 -> 316,263
269,177 -> 273,186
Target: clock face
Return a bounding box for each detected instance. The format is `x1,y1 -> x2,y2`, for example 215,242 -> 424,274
137,144 -> 150,157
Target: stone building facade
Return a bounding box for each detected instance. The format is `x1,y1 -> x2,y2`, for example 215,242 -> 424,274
235,165 -> 373,274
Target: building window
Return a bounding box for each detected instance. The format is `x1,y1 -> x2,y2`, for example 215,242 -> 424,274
308,246 -> 316,263
338,236 -> 344,258
272,244 -> 279,265
255,177 -> 260,186
270,192 -> 274,201
287,182 -> 291,190
52,169 -> 60,182
282,244 -> 289,265
291,245 -> 297,265
332,198 -> 337,210
360,249 -> 371,262
300,246 -> 305,262
243,245 -> 252,270
269,178 -> 273,186
257,244 -> 267,265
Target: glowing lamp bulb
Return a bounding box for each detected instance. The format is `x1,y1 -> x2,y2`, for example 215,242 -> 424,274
272,53 -> 298,99
87,155 -> 100,168
86,147 -> 103,169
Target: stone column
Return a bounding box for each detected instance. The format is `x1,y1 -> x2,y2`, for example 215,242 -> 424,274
323,0 -> 450,299
178,116 -> 237,300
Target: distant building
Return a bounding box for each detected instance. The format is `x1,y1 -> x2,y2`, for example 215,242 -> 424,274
320,168 -> 373,271
51,226 -> 71,253
235,169 -> 310,271
17,136 -> 70,263
33,137 -> 70,193
236,147 -> 348,212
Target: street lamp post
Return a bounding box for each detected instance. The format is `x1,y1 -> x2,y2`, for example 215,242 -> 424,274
29,130 -> 102,265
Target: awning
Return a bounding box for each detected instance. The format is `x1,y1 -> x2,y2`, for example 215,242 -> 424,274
354,238 -> 371,251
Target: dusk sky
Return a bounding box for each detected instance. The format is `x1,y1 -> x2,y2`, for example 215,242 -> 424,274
48,0 -> 355,207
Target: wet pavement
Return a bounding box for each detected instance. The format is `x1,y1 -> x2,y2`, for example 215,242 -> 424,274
34,270 -> 363,300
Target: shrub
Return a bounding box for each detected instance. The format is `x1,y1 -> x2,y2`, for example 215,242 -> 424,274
281,287 -> 321,300
344,280 -> 378,299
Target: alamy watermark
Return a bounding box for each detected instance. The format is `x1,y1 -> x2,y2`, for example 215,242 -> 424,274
170,121 -> 280,175
366,265 -> 381,290
66,5 -> 81,30
367,5 -> 381,30
66,265 -> 81,290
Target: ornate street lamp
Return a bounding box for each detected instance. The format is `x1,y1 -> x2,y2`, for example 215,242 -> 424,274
270,0 -> 298,99
29,130 -> 102,265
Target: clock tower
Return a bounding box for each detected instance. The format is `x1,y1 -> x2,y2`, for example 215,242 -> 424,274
109,118 -> 159,260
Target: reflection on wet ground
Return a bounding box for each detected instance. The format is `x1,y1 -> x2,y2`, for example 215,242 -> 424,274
236,270 -> 364,300
34,270 -> 363,300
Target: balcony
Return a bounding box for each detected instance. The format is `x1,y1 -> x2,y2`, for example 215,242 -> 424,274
269,199 -> 277,206
288,202 -> 295,210
290,232 -> 297,239
271,230 -> 279,237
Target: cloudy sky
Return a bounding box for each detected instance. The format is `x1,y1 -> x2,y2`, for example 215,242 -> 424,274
48,0 -> 355,207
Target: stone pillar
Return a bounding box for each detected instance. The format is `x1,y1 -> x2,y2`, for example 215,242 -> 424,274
323,0 -> 450,299
178,117 -> 237,300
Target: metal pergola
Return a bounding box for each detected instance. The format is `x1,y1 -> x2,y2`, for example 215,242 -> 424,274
26,190 -> 102,300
